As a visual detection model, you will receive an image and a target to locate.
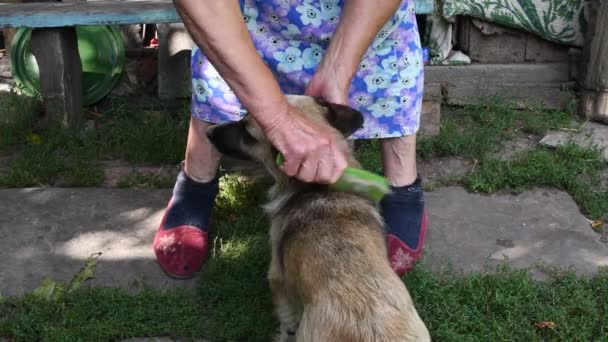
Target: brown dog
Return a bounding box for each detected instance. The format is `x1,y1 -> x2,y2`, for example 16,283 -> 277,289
207,95 -> 430,342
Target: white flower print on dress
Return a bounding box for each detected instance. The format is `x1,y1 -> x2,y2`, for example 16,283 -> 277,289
262,4 -> 288,29
281,24 -> 301,39
355,57 -> 378,78
243,5 -> 259,31
367,98 -> 400,118
208,74 -> 230,93
274,46 -> 305,73
364,71 -> 392,93
385,82 -> 402,97
352,115 -> 391,138
253,23 -> 270,37
351,92 -> 374,107
273,0 -> 297,9
320,0 -> 340,20
191,0 -> 424,140
375,19 -> 394,42
370,40 -> 393,57
302,43 -> 323,69
296,4 -> 322,27
399,66 -> 419,89
192,78 -> 213,103
381,56 -> 399,73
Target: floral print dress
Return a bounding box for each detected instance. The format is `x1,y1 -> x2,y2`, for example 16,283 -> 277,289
191,0 -> 424,139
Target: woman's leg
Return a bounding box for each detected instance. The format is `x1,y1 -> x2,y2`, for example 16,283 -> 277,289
153,116 -> 223,279
184,118 -> 222,182
380,134 -> 427,275
382,135 -> 417,187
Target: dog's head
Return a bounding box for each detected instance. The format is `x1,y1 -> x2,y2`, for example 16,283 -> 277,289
206,95 -> 364,181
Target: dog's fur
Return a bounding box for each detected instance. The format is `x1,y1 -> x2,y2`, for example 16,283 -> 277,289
206,95 -> 430,342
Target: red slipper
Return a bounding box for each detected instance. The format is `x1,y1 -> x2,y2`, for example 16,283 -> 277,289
153,198 -> 209,279
387,208 -> 428,275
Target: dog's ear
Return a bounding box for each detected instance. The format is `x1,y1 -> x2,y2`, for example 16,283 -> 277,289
316,98 -> 364,137
206,120 -> 256,160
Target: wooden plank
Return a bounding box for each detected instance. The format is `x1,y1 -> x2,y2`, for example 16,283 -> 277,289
423,63 -> 574,109
0,1 -> 181,28
419,101 -> 441,137
458,18 -> 527,64
30,27 -> 83,128
0,0 -> 435,28
578,0 -> 608,123
425,63 -> 571,85
524,33 -> 570,63
157,23 -> 192,100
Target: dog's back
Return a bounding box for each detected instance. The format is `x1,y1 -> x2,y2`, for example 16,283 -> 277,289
205,95 -> 430,341
273,189 -> 430,342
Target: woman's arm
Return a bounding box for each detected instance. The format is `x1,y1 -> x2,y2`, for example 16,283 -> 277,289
173,0 -> 348,184
173,0 -> 286,127
306,0 -> 402,103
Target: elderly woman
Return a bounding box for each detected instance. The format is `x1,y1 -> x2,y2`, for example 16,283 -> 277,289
153,0 -> 427,278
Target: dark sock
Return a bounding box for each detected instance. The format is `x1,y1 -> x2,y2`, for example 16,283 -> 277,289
163,170 -> 219,231
380,176 -> 425,249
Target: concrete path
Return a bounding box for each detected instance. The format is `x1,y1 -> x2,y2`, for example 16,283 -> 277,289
423,187 -> 607,277
0,188 -> 196,297
1,186 -> 607,297
541,121 -> 608,160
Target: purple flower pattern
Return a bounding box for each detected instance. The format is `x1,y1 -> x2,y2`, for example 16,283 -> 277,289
191,0 -> 423,139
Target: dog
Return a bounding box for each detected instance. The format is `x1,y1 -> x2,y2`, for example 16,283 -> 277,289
207,95 -> 430,342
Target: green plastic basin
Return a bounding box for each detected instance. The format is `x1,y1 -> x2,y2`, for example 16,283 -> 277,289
10,25 -> 125,106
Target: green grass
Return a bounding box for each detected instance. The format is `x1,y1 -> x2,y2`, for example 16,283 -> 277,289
0,287 -> 205,341
1,95 -> 607,340
465,143 -> 608,218
0,92 -> 39,150
0,95 -> 189,187
1,176 -> 607,341
116,173 -> 176,188
416,102 -> 576,160
355,102 -> 608,219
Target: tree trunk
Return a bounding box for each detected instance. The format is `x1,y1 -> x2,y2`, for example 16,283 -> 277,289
579,0 -> 608,124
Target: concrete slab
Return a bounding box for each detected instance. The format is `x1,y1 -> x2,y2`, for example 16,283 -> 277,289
418,156 -> 474,185
491,135 -> 538,161
1,186 -> 606,298
540,121 -> 608,160
424,187 -> 608,277
0,188 -> 197,298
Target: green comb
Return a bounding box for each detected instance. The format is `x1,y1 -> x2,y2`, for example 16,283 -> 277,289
275,153 -> 391,202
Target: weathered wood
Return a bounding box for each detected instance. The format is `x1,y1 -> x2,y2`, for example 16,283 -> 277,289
0,1 -> 180,28
419,101 -> 441,137
157,23 -> 192,100
458,18 -> 570,64
0,0 -> 29,57
30,27 -> 83,128
2,28 -> 16,56
580,90 -> 608,123
0,0 -> 434,29
425,63 -> 570,85
578,0 -> 608,123
424,63 -> 574,109
458,18 -> 527,64
524,34 -> 570,63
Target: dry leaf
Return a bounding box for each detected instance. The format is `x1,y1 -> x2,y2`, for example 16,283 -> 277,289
534,321 -> 556,330
591,220 -> 605,232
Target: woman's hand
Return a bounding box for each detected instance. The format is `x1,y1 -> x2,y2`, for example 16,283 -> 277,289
260,102 -> 348,184
305,65 -> 350,106
306,0 -> 402,104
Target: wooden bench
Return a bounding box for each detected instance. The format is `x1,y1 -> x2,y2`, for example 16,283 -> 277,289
0,0 -> 435,128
